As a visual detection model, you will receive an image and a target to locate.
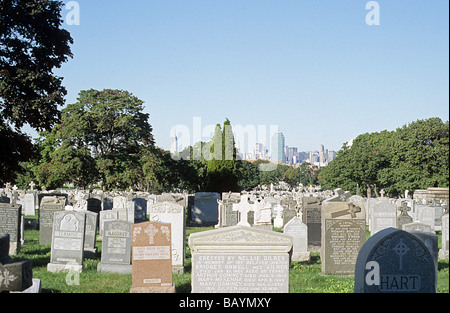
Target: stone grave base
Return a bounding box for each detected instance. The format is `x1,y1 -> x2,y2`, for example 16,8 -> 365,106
292,252 -> 311,262
11,279 -> 42,294
97,262 -> 132,274
439,249 -> 449,259
130,284 -> 176,293
47,263 -> 83,273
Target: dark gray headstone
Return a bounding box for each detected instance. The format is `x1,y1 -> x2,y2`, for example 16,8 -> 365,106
302,197 -> 322,246
0,234 -> 33,292
0,204 -> 22,254
39,196 -> 66,245
97,220 -> 132,274
355,228 -> 437,293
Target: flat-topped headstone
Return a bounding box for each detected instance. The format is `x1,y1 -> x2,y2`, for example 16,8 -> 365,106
82,211 -> 98,258
191,192 -> 220,226
0,234 -> 33,292
370,201 -> 397,236
439,213 -> 449,259
321,199 -> 366,275
23,193 -> 37,216
402,222 -> 433,233
97,220 -> 132,274
113,196 -> 129,222
416,205 -> 436,233
302,196 -> 322,247
133,197 -> 148,222
283,217 -> 309,262
98,210 -> 119,241
0,204 -> 22,255
355,228 -> 437,293
189,225 -> 292,293
39,196 -> 66,245
130,221 -> 175,293
47,211 -> 86,273
148,201 -> 186,273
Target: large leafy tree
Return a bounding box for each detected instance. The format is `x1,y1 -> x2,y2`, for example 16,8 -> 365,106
0,0 -> 73,130
35,89 -> 155,190
0,0 -> 72,185
319,118 -> 449,197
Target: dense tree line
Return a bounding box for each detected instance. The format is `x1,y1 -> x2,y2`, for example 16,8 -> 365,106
319,118 -> 449,198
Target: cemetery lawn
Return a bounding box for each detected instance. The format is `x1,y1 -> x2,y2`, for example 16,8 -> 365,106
12,223 -> 449,293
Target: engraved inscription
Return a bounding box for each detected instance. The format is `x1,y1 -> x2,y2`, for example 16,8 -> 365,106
193,254 -> 289,293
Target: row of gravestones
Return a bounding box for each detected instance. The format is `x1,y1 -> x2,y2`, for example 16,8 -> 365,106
2,188 -> 449,293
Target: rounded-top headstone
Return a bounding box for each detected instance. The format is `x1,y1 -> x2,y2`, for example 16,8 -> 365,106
354,228 -> 437,293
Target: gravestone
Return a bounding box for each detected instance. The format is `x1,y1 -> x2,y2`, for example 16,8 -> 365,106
406,230 -> 439,264
0,204 -> 22,255
191,192 -> 220,226
97,220 -> 132,274
416,205 -> 436,233
148,201 -> 186,273
82,211 -> 98,258
397,201 -> 414,229
253,198 -> 273,230
302,196 -> 322,247
133,197 -> 148,222
232,195 -> 255,227
24,193 -> 37,216
321,199 -> 366,275
102,196 -> 113,211
0,234 -> 33,292
113,196 -> 128,222
216,192 -> 240,228
0,193 -> 10,204
87,198 -> 102,217
189,225 -> 292,293
47,211 -> 86,273
98,210 -> 119,241
39,196 -> 66,245
283,217 -> 309,262
354,228 -> 437,293
370,201 -> 397,236
402,222 -> 432,233
130,221 -> 175,293
439,213 -> 449,259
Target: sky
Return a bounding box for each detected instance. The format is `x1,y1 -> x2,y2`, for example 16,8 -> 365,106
45,0 -> 449,153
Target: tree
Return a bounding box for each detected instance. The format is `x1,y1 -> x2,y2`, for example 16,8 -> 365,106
35,89 -> 155,190
319,118 -> 449,197
0,0 -> 73,131
0,122 -> 34,185
378,118 -> 449,196
206,119 -> 239,193
1,0 -> 72,184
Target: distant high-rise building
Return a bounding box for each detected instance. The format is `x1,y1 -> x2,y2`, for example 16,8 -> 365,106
171,132 -> 178,153
271,131 -> 285,163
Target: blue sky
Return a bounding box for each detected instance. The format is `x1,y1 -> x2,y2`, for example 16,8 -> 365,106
50,0 -> 449,152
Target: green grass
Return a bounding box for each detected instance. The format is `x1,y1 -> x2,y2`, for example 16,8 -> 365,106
11,222 -> 449,293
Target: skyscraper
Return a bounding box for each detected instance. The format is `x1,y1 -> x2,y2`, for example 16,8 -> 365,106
271,131 -> 285,163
